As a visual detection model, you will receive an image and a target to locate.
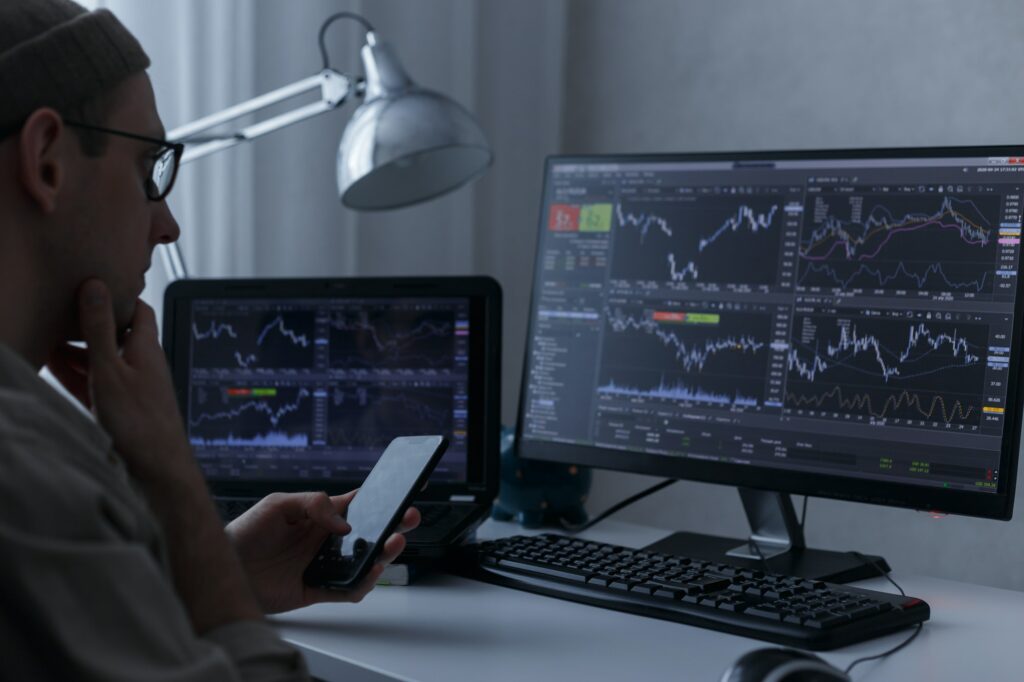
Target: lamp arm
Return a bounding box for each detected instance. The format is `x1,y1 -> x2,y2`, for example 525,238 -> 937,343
169,69 -> 353,142
159,69 -> 358,282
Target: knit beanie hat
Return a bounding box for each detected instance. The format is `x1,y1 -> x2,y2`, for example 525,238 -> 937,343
0,0 -> 150,132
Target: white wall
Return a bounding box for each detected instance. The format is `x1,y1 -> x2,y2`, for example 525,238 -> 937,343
564,0 -> 1024,591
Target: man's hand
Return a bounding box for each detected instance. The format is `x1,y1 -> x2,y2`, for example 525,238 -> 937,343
226,490 -> 421,614
74,278 -> 264,633
75,279 -> 192,478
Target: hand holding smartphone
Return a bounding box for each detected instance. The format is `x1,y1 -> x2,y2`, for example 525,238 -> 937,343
303,435 -> 448,590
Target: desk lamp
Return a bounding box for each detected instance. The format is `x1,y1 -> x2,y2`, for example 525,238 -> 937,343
158,12 -> 492,281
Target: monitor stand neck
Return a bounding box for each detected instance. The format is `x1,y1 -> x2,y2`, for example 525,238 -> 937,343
726,488 -> 805,562
641,487 -> 891,584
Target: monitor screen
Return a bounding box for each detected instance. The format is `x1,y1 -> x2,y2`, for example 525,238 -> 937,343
517,149 -> 1024,519
181,295 -> 473,483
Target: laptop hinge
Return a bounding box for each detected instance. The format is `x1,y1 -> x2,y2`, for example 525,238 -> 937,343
449,494 -> 475,503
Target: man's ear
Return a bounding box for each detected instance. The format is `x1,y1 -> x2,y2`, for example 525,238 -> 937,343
17,108 -> 68,214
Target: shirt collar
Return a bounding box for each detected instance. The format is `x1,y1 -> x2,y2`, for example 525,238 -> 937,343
0,342 -> 114,455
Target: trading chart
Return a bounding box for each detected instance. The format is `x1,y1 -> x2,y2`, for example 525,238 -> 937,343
185,298 -> 472,481
520,155 -> 1023,493
191,310 -> 315,370
597,305 -> 772,409
328,307 -> 456,370
610,196 -> 787,286
785,311 -> 987,427
798,191 -> 1000,295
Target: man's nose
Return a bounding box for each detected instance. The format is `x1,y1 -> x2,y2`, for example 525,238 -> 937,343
153,200 -> 181,245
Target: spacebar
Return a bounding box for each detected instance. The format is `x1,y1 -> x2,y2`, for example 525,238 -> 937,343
498,559 -> 591,583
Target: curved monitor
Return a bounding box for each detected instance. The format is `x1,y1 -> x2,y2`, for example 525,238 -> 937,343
516,147 -> 1024,520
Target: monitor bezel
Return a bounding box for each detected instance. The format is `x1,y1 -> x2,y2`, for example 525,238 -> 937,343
515,145 -> 1024,520
163,276 -> 501,503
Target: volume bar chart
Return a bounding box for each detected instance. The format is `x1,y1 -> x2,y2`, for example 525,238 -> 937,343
597,306 -> 772,410
188,385 -> 314,448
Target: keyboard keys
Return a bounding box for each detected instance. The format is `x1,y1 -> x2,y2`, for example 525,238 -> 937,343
465,534 -> 929,650
500,558 -> 591,583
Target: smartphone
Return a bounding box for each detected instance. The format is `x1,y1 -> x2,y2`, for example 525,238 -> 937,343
303,435 -> 449,590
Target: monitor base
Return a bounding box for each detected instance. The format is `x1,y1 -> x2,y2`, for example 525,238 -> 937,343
643,531 -> 890,584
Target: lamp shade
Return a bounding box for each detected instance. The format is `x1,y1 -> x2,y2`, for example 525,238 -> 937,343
337,33 -> 492,210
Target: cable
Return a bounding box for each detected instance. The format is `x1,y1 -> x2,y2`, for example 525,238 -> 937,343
842,550 -> 921,677
561,479 -> 675,534
799,495 -> 809,530
845,623 -> 922,677
849,550 -> 904,597
318,12 -> 375,71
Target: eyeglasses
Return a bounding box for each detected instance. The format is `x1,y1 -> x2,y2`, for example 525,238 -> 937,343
64,120 -> 184,202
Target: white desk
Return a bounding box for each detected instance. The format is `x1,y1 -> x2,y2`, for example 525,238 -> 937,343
273,520 -> 1024,681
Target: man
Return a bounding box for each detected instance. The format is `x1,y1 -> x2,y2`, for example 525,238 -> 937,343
0,2 -> 419,679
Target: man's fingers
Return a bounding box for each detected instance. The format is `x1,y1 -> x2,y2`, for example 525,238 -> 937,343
303,492 -> 350,534
127,299 -> 159,345
395,507 -> 420,534
329,489 -> 358,514
262,492 -> 349,534
374,533 -> 407,567
346,563 -> 386,602
77,280 -> 119,365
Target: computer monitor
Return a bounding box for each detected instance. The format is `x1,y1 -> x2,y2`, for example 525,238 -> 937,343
515,147 -> 1024,582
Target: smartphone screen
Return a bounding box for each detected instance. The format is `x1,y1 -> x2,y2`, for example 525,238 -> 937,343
304,435 -> 448,589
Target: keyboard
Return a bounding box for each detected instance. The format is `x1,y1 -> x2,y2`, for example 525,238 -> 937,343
456,534 -> 929,650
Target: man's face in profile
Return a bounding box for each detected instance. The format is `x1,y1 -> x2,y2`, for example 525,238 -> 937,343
50,73 -> 180,334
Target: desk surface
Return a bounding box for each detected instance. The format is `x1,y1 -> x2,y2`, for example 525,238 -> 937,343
273,520 -> 1024,681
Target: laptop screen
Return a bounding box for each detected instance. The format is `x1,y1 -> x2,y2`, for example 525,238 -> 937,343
180,295 -> 473,483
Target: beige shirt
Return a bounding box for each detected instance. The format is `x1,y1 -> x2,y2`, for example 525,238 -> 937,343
0,343 -> 309,681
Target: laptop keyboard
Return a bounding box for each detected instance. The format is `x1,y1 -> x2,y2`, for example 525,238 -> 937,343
419,504 -> 453,526
217,498 -> 256,523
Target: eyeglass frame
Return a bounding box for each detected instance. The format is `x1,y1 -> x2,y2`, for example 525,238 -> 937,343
62,120 -> 185,202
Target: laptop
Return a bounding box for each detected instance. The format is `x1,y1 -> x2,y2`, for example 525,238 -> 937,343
162,276 -> 501,558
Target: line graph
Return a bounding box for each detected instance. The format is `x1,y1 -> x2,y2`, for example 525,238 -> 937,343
799,261 -> 990,293
191,310 -> 315,370
188,385 -> 313,447
606,308 -> 767,372
610,196 -> 785,286
785,313 -> 986,426
327,383 -> 454,448
329,308 -> 456,370
785,386 -> 976,425
597,307 -> 772,409
797,193 -> 999,295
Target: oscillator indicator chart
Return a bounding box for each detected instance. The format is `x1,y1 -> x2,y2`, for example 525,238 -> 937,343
328,307 -> 457,371
610,194 -> 790,287
597,306 -> 774,409
191,309 -> 315,370
327,383 -> 456,449
785,311 -> 989,429
188,384 -> 314,448
797,190 -> 1003,297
